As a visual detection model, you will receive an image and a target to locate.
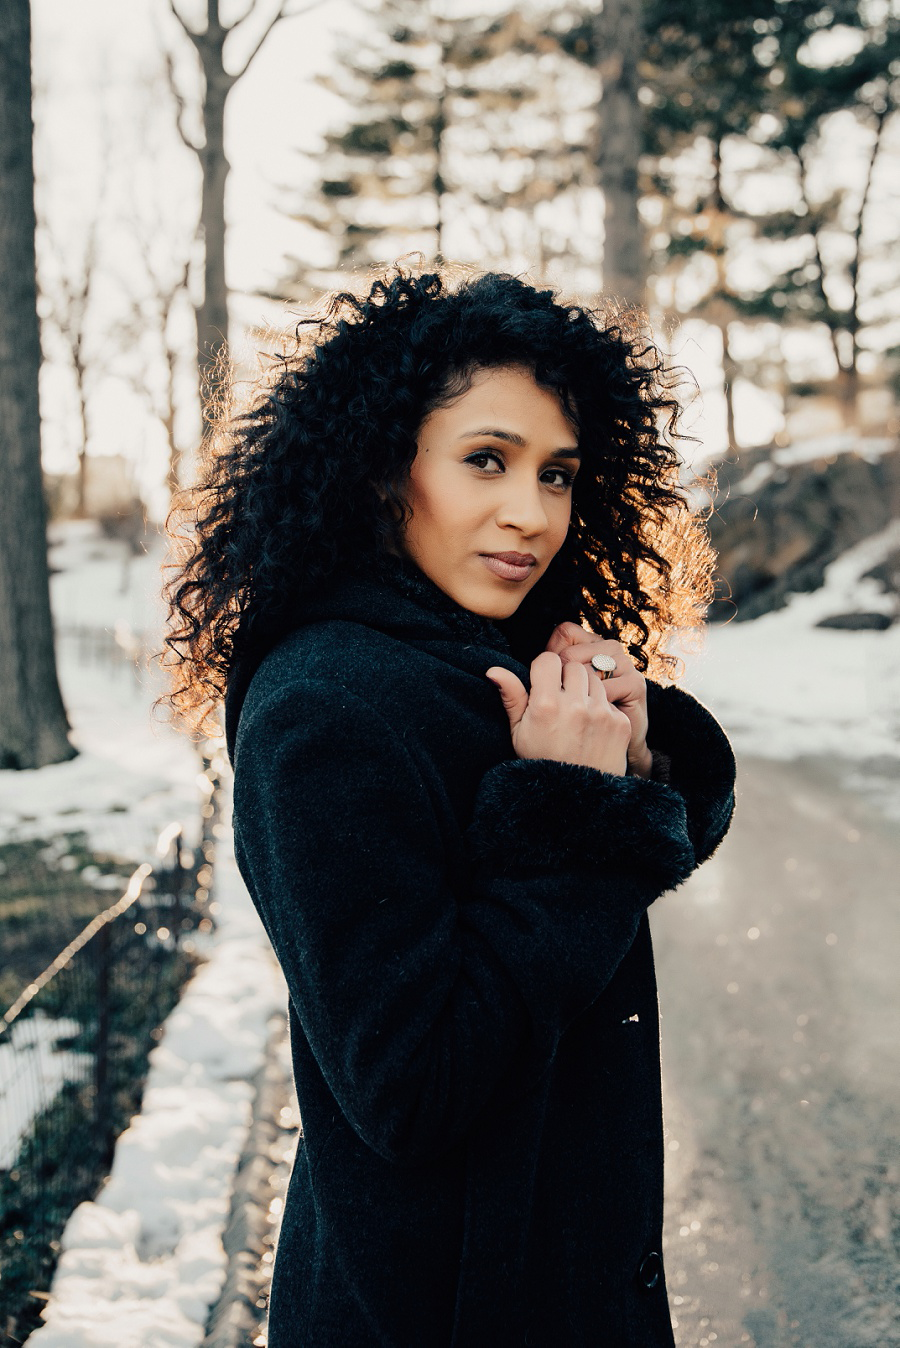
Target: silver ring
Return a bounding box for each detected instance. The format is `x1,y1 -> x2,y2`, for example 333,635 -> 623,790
590,654 -> 617,680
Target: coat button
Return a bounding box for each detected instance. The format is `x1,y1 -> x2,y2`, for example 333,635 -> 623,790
638,1251 -> 662,1289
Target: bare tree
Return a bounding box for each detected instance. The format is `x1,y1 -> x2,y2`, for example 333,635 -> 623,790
163,0 -> 324,428
38,215 -> 101,516
594,0 -> 645,306
113,205 -> 194,496
141,252 -> 192,494
0,0 -> 75,768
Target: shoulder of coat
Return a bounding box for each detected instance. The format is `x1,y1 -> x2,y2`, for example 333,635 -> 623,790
248,619 -> 426,703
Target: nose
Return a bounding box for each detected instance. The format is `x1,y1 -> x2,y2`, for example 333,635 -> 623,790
493,470 -> 550,537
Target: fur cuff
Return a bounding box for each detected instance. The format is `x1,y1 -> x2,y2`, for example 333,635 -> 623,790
467,757 -> 696,893
644,680 -> 737,864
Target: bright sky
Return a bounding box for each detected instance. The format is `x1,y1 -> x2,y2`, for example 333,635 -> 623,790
32,0 -> 360,516
29,1 -> 897,518
33,0 -> 355,286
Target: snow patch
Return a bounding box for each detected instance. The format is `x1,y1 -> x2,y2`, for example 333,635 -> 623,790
0,520 -> 200,860
675,521 -> 900,771
0,1013 -> 92,1168
733,433 -> 895,495
28,829 -> 288,1348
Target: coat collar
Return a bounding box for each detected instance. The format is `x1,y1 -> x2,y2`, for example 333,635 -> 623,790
224,554 -> 531,763
298,552 -> 515,656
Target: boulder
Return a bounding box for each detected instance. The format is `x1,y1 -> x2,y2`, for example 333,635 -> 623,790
706,443 -> 900,621
814,612 -> 894,631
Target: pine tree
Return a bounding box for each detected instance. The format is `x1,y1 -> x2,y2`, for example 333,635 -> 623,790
642,0 -> 900,438
276,2 -> 598,299
555,0 -> 900,442
746,5 -> 900,424
639,0 -> 790,450
291,0 -> 451,282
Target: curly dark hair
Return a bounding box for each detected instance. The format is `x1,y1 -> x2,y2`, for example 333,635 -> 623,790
158,261 -> 716,737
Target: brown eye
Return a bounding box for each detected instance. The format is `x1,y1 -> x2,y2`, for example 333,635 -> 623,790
542,467 -> 576,489
464,451 -> 504,472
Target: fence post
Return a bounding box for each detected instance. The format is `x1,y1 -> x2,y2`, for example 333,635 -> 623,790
94,922 -> 114,1168
171,826 -> 185,946
199,752 -> 215,857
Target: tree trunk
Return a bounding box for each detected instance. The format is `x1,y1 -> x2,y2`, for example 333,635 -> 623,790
433,83 -> 446,265
711,140 -> 738,455
594,0 -> 645,306
838,106 -> 887,434
835,352 -> 859,431
165,343 -> 182,494
720,321 -> 738,456
76,354 -> 89,514
0,0 -> 75,768
197,52 -> 232,432
172,0 -> 314,433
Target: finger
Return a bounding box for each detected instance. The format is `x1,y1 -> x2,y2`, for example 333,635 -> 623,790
559,639 -> 631,668
599,672 -> 643,705
485,666 -> 529,730
545,621 -> 592,655
566,646 -> 621,681
561,657 -> 592,700
586,667 -> 615,702
528,650 -> 576,710
610,702 -> 633,731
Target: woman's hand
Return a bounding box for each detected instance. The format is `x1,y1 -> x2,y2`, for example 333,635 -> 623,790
485,650 -> 632,776
543,622 -> 652,778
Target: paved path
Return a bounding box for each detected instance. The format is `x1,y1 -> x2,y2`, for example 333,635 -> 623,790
653,754 -> 900,1348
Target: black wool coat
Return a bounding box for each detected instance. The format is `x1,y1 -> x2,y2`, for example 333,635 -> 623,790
224,553 -> 736,1348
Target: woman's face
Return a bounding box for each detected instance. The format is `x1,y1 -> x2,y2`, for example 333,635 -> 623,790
397,364 -> 581,619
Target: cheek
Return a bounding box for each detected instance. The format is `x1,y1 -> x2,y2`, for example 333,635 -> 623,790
415,472 -> 478,533
405,470 -> 464,546
551,496 -> 573,542
404,470 -> 437,525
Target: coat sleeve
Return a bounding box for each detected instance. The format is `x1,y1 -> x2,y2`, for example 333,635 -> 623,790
232,676 -> 700,1168
644,679 -> 736,866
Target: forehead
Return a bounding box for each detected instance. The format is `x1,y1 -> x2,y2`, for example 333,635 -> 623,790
421,365 -> 577,440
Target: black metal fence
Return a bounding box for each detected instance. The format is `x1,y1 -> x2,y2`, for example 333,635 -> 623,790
0,751 -> 226,1345
52,619 -> 156,695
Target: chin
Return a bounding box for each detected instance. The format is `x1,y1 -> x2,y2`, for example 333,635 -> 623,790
423,557 -> 535,620
461,584 -> 528,621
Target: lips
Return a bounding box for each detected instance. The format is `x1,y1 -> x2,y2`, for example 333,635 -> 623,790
480,552 -> 537,582
487,552 -> 537,565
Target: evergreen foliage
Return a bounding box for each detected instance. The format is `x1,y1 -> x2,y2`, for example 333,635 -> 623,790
653,3 -> 898,393
276,2 -> 597,298
273,0 -> 900,439
556,0 -> 900,437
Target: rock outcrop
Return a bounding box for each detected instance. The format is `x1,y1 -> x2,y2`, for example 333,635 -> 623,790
705,441 -> 900,622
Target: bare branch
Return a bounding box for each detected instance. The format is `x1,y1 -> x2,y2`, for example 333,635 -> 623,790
850,105 -> 890,330
163,45 -> 203,154
168,0 -> 203,46
232,0 -> 327,79
225,0 -> 259,30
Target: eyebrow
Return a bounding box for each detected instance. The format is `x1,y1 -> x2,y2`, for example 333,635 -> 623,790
458,427 -> 582,458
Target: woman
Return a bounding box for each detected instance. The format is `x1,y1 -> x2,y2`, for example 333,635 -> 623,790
161,265 -> 736,1347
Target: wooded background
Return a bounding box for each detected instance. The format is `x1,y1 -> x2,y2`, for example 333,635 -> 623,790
2,0 -> 899,769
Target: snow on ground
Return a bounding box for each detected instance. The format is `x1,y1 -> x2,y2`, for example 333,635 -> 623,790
27,814 -> 287,1348
9,509 -> 898,851
0,520 -> 201,860
6,507 -> 900,1341
1,518 -> 208,1183
732,432 -> 896,496
674,519 -> 900,815
0,1013 -> 92,1168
